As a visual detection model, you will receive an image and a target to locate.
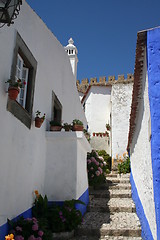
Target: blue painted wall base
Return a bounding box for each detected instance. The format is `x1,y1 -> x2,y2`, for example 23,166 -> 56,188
0,188 -> 89,238
130,172 -> 153,240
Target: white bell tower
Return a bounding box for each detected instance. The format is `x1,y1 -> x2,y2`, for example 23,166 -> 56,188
64,38 -> 78,80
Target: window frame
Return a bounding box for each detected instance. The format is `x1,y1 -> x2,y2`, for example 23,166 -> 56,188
7,32 -> 37,129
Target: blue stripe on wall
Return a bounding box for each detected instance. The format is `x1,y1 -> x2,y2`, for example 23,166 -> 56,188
0,208 -> 32,239
130,171 -> 153,240
147,27 -> 160,240
0,189 -> 89,238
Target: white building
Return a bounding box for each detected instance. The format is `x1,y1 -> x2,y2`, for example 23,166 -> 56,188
128,27 -> 160,240
0,1 -> 91,238
78,75 -> 133,157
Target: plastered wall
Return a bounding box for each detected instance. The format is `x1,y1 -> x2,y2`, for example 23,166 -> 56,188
0,1 -> 87,227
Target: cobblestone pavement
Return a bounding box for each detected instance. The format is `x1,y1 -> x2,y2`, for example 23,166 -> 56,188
72,173 -> 142,240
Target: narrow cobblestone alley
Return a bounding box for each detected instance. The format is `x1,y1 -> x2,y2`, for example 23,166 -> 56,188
73,173 -> 142,240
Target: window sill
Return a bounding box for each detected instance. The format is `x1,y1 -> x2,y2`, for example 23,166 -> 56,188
7,99 -> 32,129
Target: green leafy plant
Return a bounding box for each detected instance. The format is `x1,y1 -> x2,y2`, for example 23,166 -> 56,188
118,156 -> 131,174
87,150 -> 107,186
6,79 -> 26,88
97,150 -> 111,171
32,191 -> 84,234
72,119 -> 83,126
106,123 -> 111,131
35,110 -> 45,120
63,123 -> 72,131
47,199 -> 84,233
83,129 -> 91,142
8,216 -> 46,240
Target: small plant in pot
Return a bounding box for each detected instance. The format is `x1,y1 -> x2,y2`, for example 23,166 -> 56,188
35,110 -> 45,128
63,123 -> 72,131
50,120 -> 62,131
72,119 -> 83,131
6,78 -> 26,100
106,123 -> 111,131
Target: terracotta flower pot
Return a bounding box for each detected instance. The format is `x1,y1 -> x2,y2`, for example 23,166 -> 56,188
72,124 -> 83,131
8,87 -> 20,100
93,133 -> 95,136
103,133 -> 106,137
50,125 -> 62,131
35,117 -> 44,128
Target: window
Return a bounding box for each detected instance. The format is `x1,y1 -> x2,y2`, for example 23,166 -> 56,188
52,91 -> 62,124
7,32 -> 37,129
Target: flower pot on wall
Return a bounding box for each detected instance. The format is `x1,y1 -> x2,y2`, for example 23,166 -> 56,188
35,117 -> 44,128
93,132 -> 95,136
8,87 -> 19,100
72,125 -> 83,131
50,125 -> 62,131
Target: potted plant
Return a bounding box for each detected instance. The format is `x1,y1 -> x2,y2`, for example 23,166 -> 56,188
63,123 -> 72,132
93,132 -> 95,137
106,123 -> 111,131
6,78 -> 26,100
35,110 -> 45,128
50,120 -> 62,131
72,119 -> 83,131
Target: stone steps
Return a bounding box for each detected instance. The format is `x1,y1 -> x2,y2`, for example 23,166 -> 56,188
88,197 -> 136,213
73,236 -> 142,240
90,189 -> 132,198
73,172 -> 142,240
76,212 -> 141,238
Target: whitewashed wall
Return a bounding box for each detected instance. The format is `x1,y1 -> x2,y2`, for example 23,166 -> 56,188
45,132 -> 91,201
84,86 -> 111,134
0,1 -> 87,226
111,82 -> 133,158
130,52 -> 156,239
84,86 -> 111,152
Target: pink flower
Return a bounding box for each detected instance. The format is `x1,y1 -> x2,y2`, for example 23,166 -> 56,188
95,170 -> 100,176
90,167 -> 94,170
103,161 -> 106,166
87,159 -> 91,164
98,167 -> 103,174
38,231 -> 44,237
32,223 -> 38,231
15,236 -> 24,240
100,163 -> 103,167
91,174 -> 94,178
95,161 -> 99,166
91,157 -> 96,162
32,217 -> 37,223
28,236 -> 35,240
99,156 -> 104,161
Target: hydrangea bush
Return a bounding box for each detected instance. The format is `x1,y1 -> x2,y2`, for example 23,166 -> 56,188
87,150 -> 107,186
8,217 -> 44,240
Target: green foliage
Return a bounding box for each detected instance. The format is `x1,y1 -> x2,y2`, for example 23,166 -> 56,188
32,194 -> 84,234
72,119 -> 83,126
118,156 -> 131,174
8,216 -> 48,240
97,150 -> 111,171
47,200 -> 84,233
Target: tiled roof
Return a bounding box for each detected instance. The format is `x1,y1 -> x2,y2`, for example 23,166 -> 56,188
127,30 -> 147,150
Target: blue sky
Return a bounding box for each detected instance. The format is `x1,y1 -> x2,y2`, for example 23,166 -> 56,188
26,0 -> 160,82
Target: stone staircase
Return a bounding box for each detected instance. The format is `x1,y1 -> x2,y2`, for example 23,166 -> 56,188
73,173 -> 142,240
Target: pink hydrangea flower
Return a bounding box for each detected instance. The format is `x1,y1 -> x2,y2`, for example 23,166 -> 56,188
95,161 -> 99,166
38,231 -> 44,237
95,170 -> 100,176
99,156 -> 104,161
87,159 -> 91,164
28,236 -> 35,240
15,236 -> 24,240
100,163 -> 103,167
91,157 -> 96,162
98,167 -> 103,174
90,167 -> 94,170
32,223 -> 38,231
